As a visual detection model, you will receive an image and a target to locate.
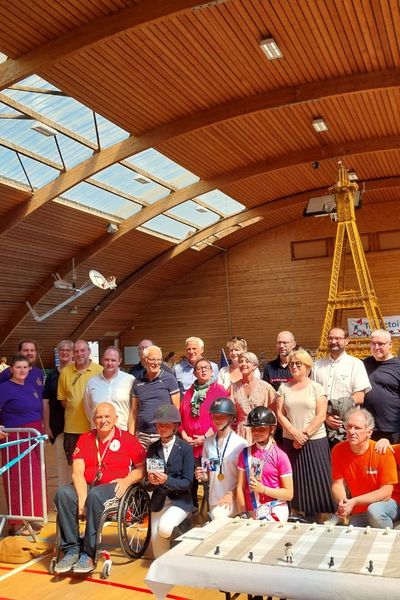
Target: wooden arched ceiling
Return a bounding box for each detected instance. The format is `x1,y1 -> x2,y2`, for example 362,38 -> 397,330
1,0 -> 400,358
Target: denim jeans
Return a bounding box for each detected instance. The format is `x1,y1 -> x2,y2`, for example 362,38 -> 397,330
349,499 -> 400,528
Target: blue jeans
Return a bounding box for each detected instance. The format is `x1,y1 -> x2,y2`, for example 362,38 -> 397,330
349,499 -> 400,528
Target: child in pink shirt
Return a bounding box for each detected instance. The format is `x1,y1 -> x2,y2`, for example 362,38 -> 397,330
236,406 -> 293,520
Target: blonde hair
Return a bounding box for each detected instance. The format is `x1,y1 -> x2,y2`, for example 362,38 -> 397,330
287,348 -> 313,369
226,336 -> 247,353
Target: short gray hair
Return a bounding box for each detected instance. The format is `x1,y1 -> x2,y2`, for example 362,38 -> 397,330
143,345 -> 162,359
370,329 -> 391,342
186,336 -> 204,350
344,407 -> 375,430
239,351 -> 259,367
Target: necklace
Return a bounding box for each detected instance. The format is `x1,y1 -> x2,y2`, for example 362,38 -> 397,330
215,432 -> 232,481
93,428 -> 115,484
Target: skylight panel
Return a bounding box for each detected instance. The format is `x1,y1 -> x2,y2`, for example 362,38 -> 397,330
142,215 -> 197,241
195,190 -> 245,215
167,200 -> 220,227
125,148 -> 199,188
62,182 -> 142,220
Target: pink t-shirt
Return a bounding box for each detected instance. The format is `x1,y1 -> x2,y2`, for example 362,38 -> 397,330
238,443 -> 292,511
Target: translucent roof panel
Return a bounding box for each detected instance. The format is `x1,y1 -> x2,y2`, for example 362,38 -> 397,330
0,73 -> 247,246
62,182 -> 143,220
142,215 -> 196,241
126,148 -> 199,188
0,146 -> 58,188
0,52 -> 8,63
4,75 -> 129,148
194,190 -> 245,215
167,200 -> 220,228
92,163 -> 170,204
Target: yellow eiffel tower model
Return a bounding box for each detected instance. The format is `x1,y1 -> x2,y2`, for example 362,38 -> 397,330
317,162 -> 395,358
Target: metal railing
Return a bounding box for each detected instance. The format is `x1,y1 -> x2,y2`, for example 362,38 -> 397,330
0,427 -> 48,539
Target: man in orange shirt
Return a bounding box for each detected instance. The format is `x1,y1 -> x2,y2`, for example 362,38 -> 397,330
332,408 -> 398,527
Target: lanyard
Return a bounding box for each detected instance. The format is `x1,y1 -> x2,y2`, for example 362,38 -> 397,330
214,431 -> 232,480
92,429 -> 114,485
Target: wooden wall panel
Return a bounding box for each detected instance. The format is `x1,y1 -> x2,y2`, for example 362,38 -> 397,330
121,200 -> 400,364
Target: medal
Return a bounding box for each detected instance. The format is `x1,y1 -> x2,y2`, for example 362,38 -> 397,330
217,472 -> 225,481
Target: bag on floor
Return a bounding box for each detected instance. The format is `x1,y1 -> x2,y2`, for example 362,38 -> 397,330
0,536 -> 51,564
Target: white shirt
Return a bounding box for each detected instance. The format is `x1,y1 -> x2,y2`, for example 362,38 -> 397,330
162,435 -> 176,463
203,431 -> 247,510
84,369 -> 135,430
311,351 -> 371,400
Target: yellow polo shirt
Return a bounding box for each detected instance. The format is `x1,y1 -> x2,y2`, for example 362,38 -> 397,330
57,361 -> 103,433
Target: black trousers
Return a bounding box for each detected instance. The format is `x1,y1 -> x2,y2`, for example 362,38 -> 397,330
54,483 -> 116,558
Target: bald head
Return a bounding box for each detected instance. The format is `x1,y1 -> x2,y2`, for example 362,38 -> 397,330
276,331 -> 296,361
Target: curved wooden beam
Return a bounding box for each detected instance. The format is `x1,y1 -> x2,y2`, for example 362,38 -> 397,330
0,0 -> 216,90
1,69 -> 399,236
71,179 -> 400,338
2,174 -> 400,346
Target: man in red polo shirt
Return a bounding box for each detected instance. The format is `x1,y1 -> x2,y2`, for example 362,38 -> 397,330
54,402 -> 145,574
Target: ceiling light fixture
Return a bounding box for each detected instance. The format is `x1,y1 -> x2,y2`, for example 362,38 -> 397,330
348,170 -> 359,181
106,222 -> 119,234
195,206 -> 208,213
312,118 -> 328,133
259,38 -> 283,60
31,121 -> 57,137
69,306 -> 78,315
134,174 -> 151,184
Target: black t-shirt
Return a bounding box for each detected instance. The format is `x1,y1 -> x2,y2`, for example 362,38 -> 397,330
43,367 -> 65,442
263,357 -> 293,391
364,355 -> 400,432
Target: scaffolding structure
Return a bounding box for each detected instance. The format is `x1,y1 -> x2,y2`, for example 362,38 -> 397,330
317,163 -> 392,358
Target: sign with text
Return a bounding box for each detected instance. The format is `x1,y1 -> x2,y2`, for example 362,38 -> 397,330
347,316 -> 400,338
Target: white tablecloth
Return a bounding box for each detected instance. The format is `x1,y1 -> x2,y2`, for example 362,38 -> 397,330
145,519 -> 400,600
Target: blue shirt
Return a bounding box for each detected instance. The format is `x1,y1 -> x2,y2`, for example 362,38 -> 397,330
0,366 -> 44,398
174,359 -> 219,394
0,380 -> 43,427
132,369 -> 179,433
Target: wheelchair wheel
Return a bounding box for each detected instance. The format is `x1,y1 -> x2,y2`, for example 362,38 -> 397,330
118,483 -> 151,558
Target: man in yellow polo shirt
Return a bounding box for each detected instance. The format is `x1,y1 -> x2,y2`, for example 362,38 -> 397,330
58,340 -> 103,465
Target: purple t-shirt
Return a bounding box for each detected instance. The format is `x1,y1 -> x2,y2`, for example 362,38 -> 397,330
0,366 -> 44,399
0,380 -> 43,427
238,443 -> 292,511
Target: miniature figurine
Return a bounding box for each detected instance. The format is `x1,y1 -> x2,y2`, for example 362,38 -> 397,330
284,542 -> 293,563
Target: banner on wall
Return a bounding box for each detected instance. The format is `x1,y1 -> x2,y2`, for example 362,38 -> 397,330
347,316 -> 400,338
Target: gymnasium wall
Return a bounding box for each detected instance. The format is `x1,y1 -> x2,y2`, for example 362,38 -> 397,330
120,201 -> 400,364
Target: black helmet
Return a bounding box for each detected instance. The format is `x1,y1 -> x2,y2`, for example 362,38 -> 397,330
246,407 -> 277,427
209,397 -> 237,417
150,404 -> 181,424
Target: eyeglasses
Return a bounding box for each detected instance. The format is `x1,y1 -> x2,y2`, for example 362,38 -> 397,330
371,341 -> 389,347
147,358 -> 162,364
196,365 -> 211,371
328,336 -> 345,341
289,361 -> 304,369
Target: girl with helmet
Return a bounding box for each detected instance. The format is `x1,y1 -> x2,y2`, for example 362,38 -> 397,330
236,406 -> 293,521
195,397 -> 247,519
146,404 -> 194,557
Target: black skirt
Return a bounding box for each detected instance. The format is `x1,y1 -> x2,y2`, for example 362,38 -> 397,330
282,436 -> 335,515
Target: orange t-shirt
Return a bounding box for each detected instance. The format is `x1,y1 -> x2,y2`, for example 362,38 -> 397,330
391,445 -> 400,503
332,439 -> 398,513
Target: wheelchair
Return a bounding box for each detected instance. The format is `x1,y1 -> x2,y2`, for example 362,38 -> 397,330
49,482 -> 151,579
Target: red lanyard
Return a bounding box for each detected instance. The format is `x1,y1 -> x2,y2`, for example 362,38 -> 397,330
92,429 -> 114,484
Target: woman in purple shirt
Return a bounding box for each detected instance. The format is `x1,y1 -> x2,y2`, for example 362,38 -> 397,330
0,355 -> 44,535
